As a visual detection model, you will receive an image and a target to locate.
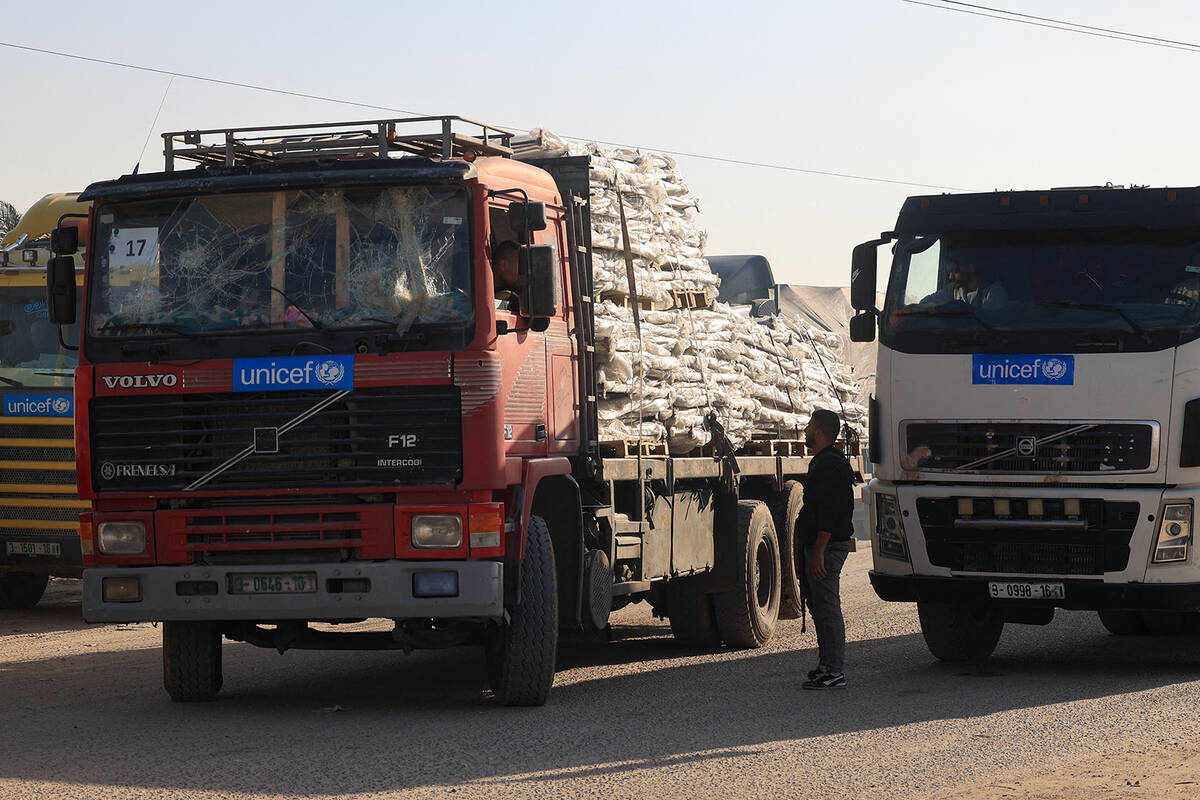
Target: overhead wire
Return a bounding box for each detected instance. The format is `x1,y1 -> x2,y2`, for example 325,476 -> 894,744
0,41 -> 421,115
902,0 -> 1200,54
0,39 -> 972,192
939,0 -> 1200,48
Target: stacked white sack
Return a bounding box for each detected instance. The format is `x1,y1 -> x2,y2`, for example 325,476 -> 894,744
519,129 -> 865,453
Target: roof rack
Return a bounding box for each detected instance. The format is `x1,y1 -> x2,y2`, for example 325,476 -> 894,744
161,116 -> 516,171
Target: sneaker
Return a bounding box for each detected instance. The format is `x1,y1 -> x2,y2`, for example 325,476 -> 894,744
802,671 -> 846,690
806,667 -> 825,680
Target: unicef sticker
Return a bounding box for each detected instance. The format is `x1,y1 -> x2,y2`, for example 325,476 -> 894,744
233,355 -> 354,392
3,394 -> 74,417
973,355 -> 1075,386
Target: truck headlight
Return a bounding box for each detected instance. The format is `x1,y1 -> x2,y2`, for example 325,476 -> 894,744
1153,503 -> 1192,563
411,514 -> 463,549
97,521 -> 146,555
875,493 -> 909,561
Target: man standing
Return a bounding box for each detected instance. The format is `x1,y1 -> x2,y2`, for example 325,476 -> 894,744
799,408 -> 856,690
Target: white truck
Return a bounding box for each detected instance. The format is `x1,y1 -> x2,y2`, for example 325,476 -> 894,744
850,185 -> 1200,659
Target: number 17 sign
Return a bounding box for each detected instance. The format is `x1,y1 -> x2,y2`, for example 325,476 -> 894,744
108,227 -> 159,269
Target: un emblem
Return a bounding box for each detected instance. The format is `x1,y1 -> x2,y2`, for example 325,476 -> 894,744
51,397 -> 70,414
1041,358 -> 1068,381
314,359 -> 346,386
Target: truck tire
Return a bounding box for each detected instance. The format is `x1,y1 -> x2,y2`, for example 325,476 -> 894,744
768,480 -> 805,621
917,602 -> 1003,662
667,587 -> 721,647
714,500 -> 781,648
0,572 -> 49,609
1097,609 -> 1146,635
163,622 -> 223,702
487,514 -> 558,706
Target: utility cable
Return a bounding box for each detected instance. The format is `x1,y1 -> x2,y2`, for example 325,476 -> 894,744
134,77 -> 174,174
940,0 -> 1200,48
0,41 -> 421,115
903,0 -> 1200,54
1,39 -> 973,192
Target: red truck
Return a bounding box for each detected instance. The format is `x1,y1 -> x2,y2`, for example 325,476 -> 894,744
50,117 -> 819,705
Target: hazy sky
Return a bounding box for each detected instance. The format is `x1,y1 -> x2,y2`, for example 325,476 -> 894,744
3,0 -> 1198,286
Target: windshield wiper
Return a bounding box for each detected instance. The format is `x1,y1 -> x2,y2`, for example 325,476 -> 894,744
33,369 -> 74,377
1033,301 -> 1153,344
269,287 -> 326,331
98,322 -> 204,339
0,374 -> 24,388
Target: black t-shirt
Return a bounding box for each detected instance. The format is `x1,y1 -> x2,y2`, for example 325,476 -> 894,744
798,445 -> 855,545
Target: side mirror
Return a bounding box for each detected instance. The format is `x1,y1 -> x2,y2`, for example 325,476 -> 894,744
509,201 -> 548,234
51,226 -> 79,256
520,244 -> 557,330
47,256 -> 77,325
850,241 -> 879,311
849,312 -> 876,342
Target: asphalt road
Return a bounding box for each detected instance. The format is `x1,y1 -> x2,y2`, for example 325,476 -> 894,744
3,549 -> 1200,800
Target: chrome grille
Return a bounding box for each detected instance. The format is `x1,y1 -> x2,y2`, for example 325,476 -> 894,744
91,387 -> 462,491
903,421 -> 1156,473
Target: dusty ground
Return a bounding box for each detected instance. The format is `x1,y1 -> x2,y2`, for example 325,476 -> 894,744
3,552 -> 1200,799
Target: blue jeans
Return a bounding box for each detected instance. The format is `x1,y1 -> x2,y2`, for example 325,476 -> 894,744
805,541 -> 851,674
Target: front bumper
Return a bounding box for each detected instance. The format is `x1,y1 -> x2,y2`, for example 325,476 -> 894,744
0,532 -> 83,577
870,571 -> 1200,611
83,560 -> 504,623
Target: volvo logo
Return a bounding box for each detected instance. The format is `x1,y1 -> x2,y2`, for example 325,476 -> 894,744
101,373 -> 179,390
1016,436 -> 1037,457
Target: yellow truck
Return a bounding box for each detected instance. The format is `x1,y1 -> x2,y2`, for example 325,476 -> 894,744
0,194 -> 88,607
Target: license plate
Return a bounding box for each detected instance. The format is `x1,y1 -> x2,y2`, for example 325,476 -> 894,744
989,581 -> 1065,600
228,572 -> 317,595
6,541 -> 61,557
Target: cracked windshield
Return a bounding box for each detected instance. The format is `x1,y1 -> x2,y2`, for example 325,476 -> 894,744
884,230 -> 1200,345
0,291 -> 78,388
88,186 -> 472,341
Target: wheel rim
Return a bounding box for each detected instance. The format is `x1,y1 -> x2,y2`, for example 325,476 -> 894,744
754,539 -> 773,610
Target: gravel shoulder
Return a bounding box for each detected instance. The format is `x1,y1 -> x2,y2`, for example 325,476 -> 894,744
3,553 -> 1200,799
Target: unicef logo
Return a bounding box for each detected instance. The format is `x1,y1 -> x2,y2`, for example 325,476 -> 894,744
100,462 -> 116,480
51,397 -> 70,414
314,359 -> 346,386
1041,358 -> 1069,381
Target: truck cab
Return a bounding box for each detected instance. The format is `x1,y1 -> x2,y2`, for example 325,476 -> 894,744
0,194 -> 88,607
65,117 -> 817,705
851,186 -> 1200,658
